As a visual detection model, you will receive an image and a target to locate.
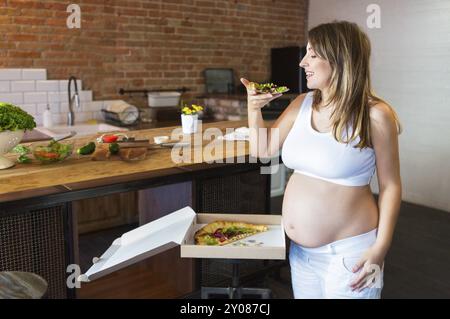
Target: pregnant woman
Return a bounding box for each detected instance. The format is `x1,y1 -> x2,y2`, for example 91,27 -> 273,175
242,21 -> 402,299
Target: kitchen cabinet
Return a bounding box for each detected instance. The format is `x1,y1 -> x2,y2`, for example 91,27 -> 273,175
74,192 -> 138,234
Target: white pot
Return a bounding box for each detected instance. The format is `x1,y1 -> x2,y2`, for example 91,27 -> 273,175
0,130 -> 25,169
181,114 -> 198,134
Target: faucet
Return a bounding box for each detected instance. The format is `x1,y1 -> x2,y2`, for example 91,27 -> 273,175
67,76 -> 81,126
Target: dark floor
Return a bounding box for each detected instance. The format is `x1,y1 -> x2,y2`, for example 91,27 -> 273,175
79,196 -> 450,299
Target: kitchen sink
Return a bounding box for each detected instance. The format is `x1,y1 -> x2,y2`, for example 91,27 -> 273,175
35,123 -> 129,139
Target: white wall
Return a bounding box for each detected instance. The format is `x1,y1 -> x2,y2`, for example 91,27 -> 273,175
308,0 -> 450,212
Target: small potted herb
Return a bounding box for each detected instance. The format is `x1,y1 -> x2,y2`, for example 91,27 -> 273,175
0,102 -> 36,169
180,103 -> 203,134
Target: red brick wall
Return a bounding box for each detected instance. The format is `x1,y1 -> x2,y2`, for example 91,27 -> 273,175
0,0 -> 308,107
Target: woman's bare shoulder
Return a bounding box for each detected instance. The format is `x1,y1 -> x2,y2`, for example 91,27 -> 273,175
271,93 -> 308,130
369,102 -> 395,123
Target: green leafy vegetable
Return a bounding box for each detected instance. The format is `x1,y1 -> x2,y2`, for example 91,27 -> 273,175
12,145 -> 31,155
0,102 -> 36,132
12,145 -> 32,164
17,155 -> 31,163
248,82 -> 289,94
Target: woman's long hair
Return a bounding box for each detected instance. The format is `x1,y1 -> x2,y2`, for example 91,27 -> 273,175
308,21 -> 402,149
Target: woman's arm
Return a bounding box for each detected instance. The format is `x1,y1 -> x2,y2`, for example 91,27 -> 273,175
241,78 -> 306,158
370,103 -> 402,255
350,102 -> 402,291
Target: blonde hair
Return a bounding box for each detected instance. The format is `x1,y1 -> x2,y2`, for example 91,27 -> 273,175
308,21 -> 402,149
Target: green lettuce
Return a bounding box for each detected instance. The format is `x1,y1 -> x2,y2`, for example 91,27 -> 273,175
0,102 -> 36,132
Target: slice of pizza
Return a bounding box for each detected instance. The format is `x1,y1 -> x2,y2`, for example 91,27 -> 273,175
248,82 -> 289,95
194,221 -> 268,246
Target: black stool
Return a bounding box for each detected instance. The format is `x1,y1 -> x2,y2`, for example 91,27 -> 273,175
201,259 -> 271,299
0,271 -> 48,299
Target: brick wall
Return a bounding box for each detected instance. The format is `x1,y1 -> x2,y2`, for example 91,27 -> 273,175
0,0 -> 308,107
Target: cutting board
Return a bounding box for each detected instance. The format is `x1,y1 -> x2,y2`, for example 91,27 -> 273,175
21,129 -> 53,143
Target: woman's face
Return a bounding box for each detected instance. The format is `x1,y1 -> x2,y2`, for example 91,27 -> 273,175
299,42 -> 333,91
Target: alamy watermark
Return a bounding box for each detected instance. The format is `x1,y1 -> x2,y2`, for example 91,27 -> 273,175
66,4 -> 81,29
367,4 -> 381,29
168,121 -> 280,175
66,264 -> 82,289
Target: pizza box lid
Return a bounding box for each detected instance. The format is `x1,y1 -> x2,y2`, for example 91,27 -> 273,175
79,206 -> 285,282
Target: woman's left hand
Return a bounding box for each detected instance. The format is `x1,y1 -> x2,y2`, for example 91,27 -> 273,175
350,245 -> 386,292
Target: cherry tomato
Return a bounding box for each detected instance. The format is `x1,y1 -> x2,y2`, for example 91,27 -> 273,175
35,151 -> 59,159
102,135 -> 118,143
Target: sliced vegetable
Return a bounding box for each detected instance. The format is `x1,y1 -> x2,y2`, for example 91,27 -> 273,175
33,141 -> 73,163
96,133 -> 128,144
102,135 -> 119,143
109,142 -> 119,155
77,142 -> 96,155
34,151 -> 59,159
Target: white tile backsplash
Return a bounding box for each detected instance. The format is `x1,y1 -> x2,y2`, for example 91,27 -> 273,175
47,91 -> 60,103
37,103 -> 59,114
0,69 -> 22,81
0,68 -> 119,125
59,91 -> 68,103
24,92 -> 47,104
0,93 -> 23,104
0,81 -> 10,92
36,80 -> 59,92
22,69 -> 47,80
60,102 -> 69,113
59,80 -> 68,92
11,81 -> 35,92
34,114 -> 43,126
93,111 -> 104,121
19,104 -> 37,115
74,112 -> 93,124
52,113 -> 66,124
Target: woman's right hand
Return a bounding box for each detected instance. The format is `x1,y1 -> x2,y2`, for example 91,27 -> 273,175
240,78 -> 282,110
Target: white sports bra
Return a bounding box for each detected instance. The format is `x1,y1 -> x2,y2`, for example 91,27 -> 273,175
281,92 -> 376,187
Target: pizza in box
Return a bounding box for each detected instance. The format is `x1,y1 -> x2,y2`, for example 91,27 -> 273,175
194,221 -> 268,246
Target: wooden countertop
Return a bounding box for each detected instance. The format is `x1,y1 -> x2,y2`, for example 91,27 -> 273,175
0,120 -> 255,202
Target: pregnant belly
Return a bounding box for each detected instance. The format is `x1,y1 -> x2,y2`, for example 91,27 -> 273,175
282,173 -> 379,248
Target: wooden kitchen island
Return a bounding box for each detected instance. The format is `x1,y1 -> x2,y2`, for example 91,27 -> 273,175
0,120 -> 274,299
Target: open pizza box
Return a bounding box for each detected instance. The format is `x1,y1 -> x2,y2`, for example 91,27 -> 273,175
79,206 -> 285,282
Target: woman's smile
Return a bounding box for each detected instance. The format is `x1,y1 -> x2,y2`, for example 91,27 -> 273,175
306,71 -> 315,79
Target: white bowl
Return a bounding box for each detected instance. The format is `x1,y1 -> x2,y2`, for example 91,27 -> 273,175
0,130 -> 25,169
153,136 -> 169,144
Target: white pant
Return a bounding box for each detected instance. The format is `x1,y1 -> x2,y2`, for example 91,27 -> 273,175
289,229 -> 384,299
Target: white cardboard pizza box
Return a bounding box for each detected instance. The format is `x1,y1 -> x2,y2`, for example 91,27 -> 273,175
79,206 -> 285,282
